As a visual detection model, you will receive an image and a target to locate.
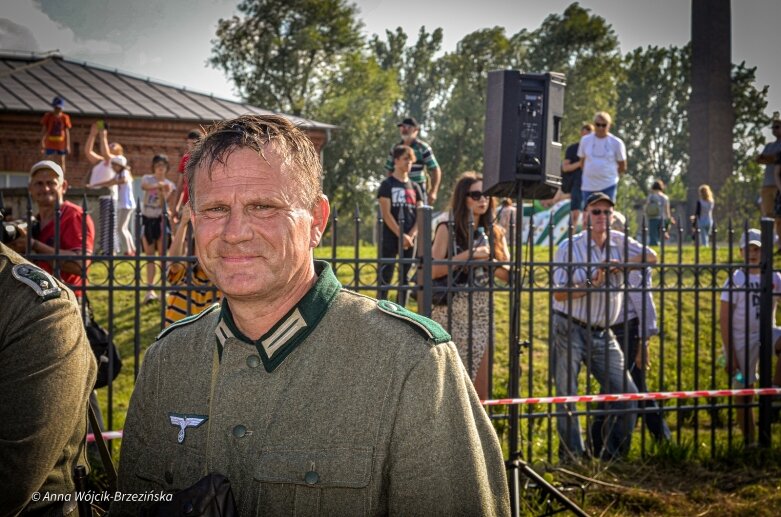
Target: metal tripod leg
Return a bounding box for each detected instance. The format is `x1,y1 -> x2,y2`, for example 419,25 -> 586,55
507,457 -> 589,517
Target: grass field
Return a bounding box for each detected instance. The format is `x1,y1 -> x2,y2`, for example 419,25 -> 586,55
87,242 -> 781,515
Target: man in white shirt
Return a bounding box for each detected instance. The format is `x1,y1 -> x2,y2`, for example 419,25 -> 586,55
578,111 -> 627,203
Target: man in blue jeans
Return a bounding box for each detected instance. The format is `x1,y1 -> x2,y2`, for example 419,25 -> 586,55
551,192 -> 657,462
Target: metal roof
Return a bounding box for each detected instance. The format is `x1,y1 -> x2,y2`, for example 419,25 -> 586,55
0,51 -> 335,129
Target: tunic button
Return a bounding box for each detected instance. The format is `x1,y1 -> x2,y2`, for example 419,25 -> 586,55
246,355 -> 261,368
304,470 -> 319,485
183,501 -> 194,514
164,470 -> 174,484
232,424 -> 247,438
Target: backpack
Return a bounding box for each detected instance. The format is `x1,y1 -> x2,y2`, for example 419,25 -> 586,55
646,193 -> 662,218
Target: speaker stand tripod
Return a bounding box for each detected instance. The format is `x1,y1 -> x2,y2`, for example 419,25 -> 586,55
505,182 -> 589,517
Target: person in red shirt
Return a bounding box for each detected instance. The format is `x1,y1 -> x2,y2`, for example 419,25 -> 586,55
40,97 -> 72,174
173,129 -> 203,222
8,160 -> 95,296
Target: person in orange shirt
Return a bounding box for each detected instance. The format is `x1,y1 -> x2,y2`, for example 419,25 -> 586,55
40,97 -> 72,174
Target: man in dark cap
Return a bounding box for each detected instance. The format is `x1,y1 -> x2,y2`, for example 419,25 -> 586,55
383,116 -> 442,205
551,192 -> 657,463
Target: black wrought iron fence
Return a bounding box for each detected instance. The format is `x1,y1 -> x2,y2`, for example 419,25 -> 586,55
7,193 -> 780,461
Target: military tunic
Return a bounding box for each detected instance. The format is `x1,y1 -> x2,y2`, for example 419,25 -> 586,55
0,243 -> 97,516
113,261 -> 510,516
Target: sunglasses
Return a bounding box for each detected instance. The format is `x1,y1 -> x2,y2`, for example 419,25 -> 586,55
467,191 -> 487,201
589,208 -> 613,216
594,123 -> 608,128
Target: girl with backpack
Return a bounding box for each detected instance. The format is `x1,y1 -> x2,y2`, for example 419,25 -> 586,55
645,180 -> 672,245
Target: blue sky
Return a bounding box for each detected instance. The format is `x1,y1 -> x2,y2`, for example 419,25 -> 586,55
1,0 -> 778,122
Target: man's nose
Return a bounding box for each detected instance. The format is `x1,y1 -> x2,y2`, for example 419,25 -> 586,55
220,209 -> 253,243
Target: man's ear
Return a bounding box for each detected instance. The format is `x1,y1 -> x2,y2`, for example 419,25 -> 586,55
61,179 -> 69,195
310,195 -> 330,248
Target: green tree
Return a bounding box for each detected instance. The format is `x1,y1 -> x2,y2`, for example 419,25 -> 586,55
210,0 -> 363,115
429,27 -> 517,200
371,26 -> 444,126
524,2 -> 623,146
616,45 -> 690,193
316,52 -> 400,222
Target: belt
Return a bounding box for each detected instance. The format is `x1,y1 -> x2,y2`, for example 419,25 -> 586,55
553,311 -> 610,333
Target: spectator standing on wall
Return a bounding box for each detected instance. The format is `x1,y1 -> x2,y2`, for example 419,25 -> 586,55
377,145 -> 423,306
88,155 -> 136,255
696,184 -> 714,247
384,117 -> 442,205
578,112 -> 627,203
140,154 -> 176,303
551,192 -> 657,462
85,121 -> 124,255
756,113 -> 781,253
430,172 -> 510,399
645,180 -> 673,246
40,96 -> 71,174
561,123 -> 594,226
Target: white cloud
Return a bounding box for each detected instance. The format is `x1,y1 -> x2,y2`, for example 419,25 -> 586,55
0,0 -> 121,56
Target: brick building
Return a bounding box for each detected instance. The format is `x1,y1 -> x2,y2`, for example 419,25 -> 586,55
0,51 -> 334,191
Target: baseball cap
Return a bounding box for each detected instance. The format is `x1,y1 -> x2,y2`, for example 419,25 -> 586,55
51,96 -> 64,108
397,117 -> 418,128
111,155 -> 128,167
739,228 -> 762,249
584,192 -> 615,208
29,160 -> 64,183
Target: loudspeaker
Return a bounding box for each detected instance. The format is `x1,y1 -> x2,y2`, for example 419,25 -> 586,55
483,70 -> 566,199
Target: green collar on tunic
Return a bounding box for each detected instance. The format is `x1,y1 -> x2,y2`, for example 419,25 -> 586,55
215,260 -> 341,373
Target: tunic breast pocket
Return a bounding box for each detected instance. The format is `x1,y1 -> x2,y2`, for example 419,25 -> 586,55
254,446 -> 373,517
135,445 -> 207,492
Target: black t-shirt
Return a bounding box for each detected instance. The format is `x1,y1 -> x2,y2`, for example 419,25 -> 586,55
377,176 -> 422,241
564,142 -> 582,182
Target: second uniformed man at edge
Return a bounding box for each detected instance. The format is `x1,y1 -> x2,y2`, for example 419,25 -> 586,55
112,114 -> 510,515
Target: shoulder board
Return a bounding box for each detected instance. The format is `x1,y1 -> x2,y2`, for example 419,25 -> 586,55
12,263 -> 62,300
376,300 -> 450,344
157,303 -> 220,341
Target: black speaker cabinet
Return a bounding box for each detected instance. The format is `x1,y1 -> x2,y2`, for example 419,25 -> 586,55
483,70 -> 566,199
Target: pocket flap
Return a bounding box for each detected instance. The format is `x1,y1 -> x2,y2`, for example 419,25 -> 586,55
254,446 -> 373,488
135,446 -> 207,490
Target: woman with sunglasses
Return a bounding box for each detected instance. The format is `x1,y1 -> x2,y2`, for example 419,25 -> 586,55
430,172 -> 510,398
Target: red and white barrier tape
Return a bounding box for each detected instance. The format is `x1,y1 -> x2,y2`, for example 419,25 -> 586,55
87,430 -> 124,443
481,387 -> 781,406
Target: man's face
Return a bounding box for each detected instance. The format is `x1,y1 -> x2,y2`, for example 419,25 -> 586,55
398,124 -> 418,142
29,170 -> 64,208
190,147 -> 327,303
394,152 -> 414,173
594,118 -> 610,138
741,244 -> 761,264
585,200 -> 613,234
772,122 -> 781,139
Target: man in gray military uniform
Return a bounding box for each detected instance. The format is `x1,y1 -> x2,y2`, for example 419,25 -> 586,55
0,243 -> 97,515
113,115 -> 510,515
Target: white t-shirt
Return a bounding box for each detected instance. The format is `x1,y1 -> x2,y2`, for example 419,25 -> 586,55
89,161 -> 118,201
578,133 -> 627,191
720,270 -> 781,350
117,169 -> 136,210
141,175 -> 176,218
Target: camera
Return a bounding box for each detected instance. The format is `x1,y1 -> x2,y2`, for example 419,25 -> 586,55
0,207 -> 28,244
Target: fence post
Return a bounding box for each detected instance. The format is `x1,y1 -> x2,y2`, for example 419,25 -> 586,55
417,206 -> 432,316
758,217 -> 774,447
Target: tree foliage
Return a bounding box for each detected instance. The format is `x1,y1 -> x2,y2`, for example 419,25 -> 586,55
371,27 -> 443,126
524,2 -> 623,146
210,0 -> 363,115
616,45 -> 690,193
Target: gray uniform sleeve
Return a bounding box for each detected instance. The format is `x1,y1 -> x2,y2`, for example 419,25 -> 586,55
111,342 -> 163,516
0,287 -> 95,514
388,342 -> 510,516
